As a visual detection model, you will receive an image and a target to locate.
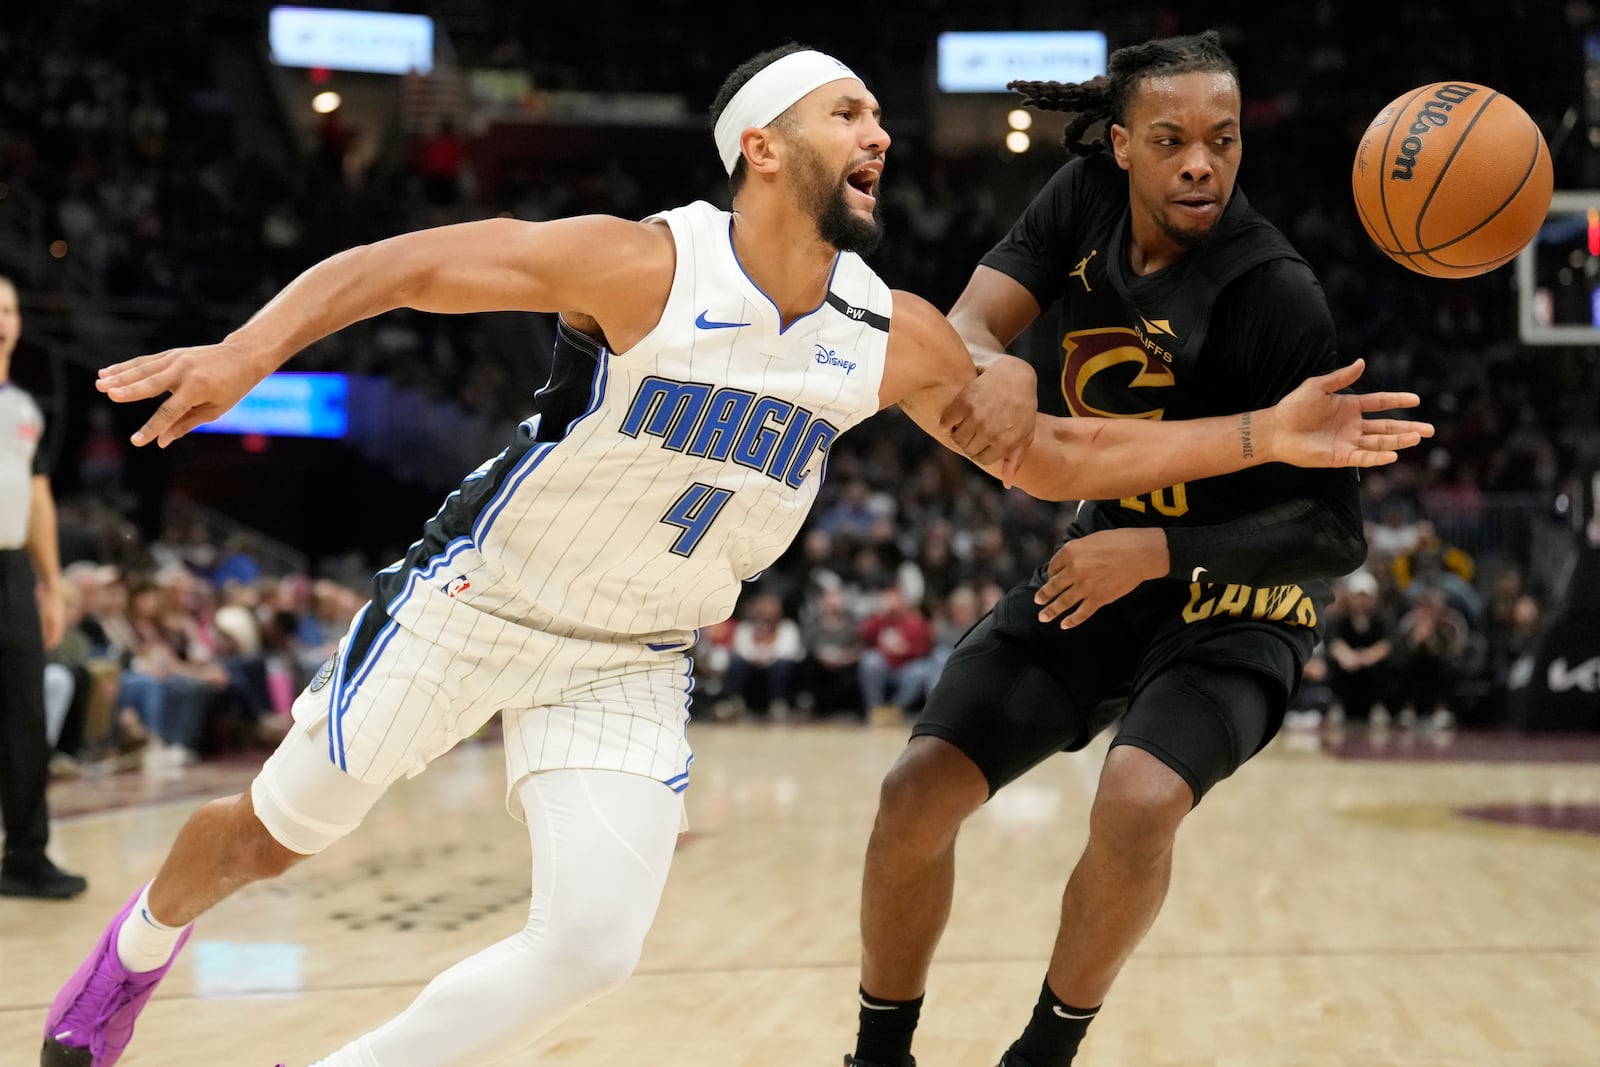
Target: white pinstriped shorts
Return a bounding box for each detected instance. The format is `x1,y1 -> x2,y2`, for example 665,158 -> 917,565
272,557 -> 696,825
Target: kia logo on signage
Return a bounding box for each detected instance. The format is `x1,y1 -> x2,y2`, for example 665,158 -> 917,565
1548,657 -> 1600,693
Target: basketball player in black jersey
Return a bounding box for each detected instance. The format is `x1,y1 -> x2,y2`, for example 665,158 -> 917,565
846,32 -> 1377,1067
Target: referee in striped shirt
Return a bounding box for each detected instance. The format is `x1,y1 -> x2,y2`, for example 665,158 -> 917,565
0,275 -> 86,899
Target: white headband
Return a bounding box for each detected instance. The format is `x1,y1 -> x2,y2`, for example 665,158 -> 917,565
714,50 -> 861,175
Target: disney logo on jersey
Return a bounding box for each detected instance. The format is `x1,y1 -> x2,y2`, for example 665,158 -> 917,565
814,344 -> 857,375
1060,326 -> 1176,420
620,375 -> 840,490
442,575 -> 472,599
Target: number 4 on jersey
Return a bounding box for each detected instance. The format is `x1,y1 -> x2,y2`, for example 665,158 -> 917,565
661,483 -> 735,557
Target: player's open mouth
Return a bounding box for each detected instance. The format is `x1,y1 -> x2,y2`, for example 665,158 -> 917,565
846,164 -> 881,205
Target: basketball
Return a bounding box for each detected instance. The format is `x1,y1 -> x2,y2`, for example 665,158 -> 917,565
1352,82 -> 1553,278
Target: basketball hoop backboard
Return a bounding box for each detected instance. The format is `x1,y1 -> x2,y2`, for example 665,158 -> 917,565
1518,190 -> 1600,346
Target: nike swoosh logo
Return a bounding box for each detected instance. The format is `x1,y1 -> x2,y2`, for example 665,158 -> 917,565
1052,1005 -> 1099,1020
1191,566 -> 1208,583
695,310 -> 751,330
859,994 -> 900,1011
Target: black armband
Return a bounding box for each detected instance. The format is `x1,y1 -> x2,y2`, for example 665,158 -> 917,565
1164,499 -> 1367,586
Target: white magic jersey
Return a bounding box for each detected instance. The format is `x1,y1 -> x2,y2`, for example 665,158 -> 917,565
472,200 -> 892,641
282,201 -> 895,806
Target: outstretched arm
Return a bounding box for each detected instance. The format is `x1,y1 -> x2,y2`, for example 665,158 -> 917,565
882,291 -> 1432,500
97,216 -> 674,446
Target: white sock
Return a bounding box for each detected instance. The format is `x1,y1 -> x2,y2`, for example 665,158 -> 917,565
115,883 -> 188,973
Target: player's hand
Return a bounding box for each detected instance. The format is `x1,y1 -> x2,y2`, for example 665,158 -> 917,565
1033,526 -> 1169,628
1267,359 -> 1433,469
35,583 -> 65,651
938,354 -> 1037,487
96,341 -> 272,448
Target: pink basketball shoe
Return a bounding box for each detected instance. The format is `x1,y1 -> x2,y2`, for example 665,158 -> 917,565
40,889 -> 192,1066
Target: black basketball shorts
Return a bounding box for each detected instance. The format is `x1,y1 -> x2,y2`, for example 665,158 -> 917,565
910,600 -> 1298,805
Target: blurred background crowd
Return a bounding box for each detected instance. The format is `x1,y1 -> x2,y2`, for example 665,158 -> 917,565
3,0 -> 1598,782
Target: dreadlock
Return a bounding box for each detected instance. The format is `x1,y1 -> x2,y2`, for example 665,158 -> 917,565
1008,30 -> 1239,156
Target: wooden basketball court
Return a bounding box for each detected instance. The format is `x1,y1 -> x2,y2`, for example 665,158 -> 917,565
3,722 -> 1597,1066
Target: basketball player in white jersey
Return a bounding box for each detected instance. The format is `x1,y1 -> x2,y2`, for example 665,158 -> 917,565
42,43 -> 1429,1067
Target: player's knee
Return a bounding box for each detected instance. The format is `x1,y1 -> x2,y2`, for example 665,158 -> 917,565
524,905 -> 648,997
570,929 -> 645,994
249,723 -> 387,857
1089,747 -> 1193,860
875,738 -> 986,844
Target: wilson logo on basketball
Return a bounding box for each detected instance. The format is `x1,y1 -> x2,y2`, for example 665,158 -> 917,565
1389,84 -> 1478,182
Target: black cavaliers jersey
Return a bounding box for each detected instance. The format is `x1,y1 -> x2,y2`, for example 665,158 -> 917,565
982,153 -> 1363,675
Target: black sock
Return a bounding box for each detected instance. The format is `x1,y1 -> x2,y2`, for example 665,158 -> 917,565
854,985 -> 923,1067
1007,979 -> 1100,1067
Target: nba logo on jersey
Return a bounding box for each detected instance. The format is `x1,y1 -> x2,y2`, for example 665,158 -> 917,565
443,575 -> 471,598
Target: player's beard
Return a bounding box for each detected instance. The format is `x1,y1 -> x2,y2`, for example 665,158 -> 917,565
1157,192 -> 1231,251
1160,211 -> 1219,251
792,141 -> 884,256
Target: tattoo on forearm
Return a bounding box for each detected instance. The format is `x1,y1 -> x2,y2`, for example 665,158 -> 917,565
1240,411 -> 1254,459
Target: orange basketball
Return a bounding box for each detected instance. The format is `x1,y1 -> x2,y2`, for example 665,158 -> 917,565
1352,82 -> 1553,278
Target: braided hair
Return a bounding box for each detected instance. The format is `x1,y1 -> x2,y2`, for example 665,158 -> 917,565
1009,31 -> 1239,156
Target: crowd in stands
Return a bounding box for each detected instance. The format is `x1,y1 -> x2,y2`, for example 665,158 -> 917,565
1292,521 -> 1549,735
5,1 -> 1597,779
35,461 -> 1553,790
39,499 -> 365,778
0,2 -> 457,300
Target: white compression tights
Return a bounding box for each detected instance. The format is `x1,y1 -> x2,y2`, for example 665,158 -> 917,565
309,768 -> 684,1067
